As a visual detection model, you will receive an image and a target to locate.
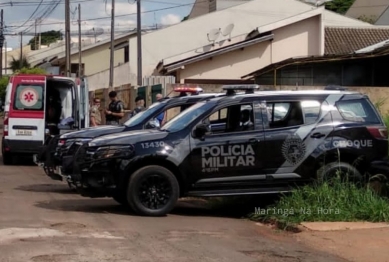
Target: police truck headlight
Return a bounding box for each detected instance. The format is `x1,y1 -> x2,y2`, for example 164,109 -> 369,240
93,145 -> 134,160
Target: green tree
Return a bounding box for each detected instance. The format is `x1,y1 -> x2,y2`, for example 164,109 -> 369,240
0,76 -> 9,104
10,56 -> 30,71
15,67 -> 46,75
325,0 -> 356,14
28,30 -> 63,50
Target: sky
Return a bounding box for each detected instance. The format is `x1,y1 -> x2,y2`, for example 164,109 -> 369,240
0,0 -> 195,49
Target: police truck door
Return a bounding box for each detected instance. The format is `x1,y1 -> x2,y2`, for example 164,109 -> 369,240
189,102 -> 266,186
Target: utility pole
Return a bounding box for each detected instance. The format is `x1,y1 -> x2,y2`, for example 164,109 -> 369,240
65,0 -> 71,77
4,40 -> 6,75
108,0 -> 115,89
0,9 -> 4,78
137,0 -> 142,86
19,32 -> 22,69
78,3 -> 82,77
34,19 -> 37,50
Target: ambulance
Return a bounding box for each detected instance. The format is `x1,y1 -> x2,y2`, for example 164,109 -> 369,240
1,74 -> 89,165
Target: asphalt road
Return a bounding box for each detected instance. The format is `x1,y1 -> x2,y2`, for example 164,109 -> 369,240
0,154 -> 348,262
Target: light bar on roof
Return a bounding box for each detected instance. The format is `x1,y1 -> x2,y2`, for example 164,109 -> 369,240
173,86 -> 203,93
222,84 -> 259,90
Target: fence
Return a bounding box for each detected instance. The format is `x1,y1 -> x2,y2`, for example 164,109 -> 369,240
89,83 -> 389,125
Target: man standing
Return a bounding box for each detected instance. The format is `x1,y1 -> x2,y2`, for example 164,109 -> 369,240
128,96 -> 146,119
105,91 -> 125,125
155,93 -> 166,125
90,98 -> 102,127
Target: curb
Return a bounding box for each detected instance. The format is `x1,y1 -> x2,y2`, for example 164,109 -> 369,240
300,222 -> 389,231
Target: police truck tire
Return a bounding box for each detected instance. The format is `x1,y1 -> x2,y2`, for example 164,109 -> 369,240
127,165 -> 179,217
317,162 -> 362,183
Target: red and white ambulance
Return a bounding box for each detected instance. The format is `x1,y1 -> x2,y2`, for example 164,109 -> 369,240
1,74 -> 89,165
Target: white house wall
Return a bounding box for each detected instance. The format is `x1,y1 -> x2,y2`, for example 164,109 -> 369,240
128,0 -> 371,86
178,15 -> 321,81
87,62 -> 131,91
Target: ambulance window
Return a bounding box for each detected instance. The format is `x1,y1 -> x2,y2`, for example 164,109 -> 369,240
13,84 -> 44,110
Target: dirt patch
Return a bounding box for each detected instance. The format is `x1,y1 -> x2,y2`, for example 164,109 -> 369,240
0,228 -> 65,244
240,250 -> 303,261
31,254 -> 75,262
50,222 -> 87,230
295,227 -> 389,262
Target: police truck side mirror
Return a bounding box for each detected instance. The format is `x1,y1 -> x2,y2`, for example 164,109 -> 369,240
193,123 -> 210,139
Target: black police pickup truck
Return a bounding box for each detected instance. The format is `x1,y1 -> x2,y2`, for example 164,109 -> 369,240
73,85 -> 389,216
37,86 -> 225,186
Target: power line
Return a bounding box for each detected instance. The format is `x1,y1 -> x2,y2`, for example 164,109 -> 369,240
0,0 -> 96,7
14,0 -> 44,29
4,0 -> 200,29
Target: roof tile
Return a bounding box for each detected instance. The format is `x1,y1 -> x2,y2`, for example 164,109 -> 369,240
325,27 -> 389,55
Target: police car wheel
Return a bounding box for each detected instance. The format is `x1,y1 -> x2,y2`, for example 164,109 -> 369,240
127,165 -> 179,217
317,162 -> 362,184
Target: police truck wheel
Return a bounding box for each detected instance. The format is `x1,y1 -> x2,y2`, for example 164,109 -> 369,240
127,165 -> 179,217
317,162 -> 362,184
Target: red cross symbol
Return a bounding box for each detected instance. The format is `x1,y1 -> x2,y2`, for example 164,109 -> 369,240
24,92 -> 34,102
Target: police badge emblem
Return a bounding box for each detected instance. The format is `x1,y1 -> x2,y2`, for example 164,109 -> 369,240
282,135 -> 306,165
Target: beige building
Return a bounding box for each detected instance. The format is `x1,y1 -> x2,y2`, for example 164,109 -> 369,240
157,8 -> 324,83
34,32 -> 134,77
86,0 -> 373,90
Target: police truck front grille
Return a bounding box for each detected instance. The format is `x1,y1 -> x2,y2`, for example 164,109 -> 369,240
67,143 -> 81,155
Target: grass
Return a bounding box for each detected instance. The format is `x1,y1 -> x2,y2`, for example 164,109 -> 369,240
248,176 -> 389,229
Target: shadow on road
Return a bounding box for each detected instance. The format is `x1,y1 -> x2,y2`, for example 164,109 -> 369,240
0,155 -> 36,166
35,198 -> 136,216
15,183 -> 78,195
34,195 -> 280,219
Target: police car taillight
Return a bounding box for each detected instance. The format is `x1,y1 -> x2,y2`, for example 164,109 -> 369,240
367,126 -> 388,139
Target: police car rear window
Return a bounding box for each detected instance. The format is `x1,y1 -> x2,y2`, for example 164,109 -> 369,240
13,84 -> 44,110
336,99 -> 381,124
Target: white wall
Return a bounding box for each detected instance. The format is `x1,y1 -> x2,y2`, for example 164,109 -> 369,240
128,0 -> 371,86
178,15 -> 321,81
87,62 -> 132,91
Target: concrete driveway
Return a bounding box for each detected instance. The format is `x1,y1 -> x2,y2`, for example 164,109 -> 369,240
0,138 -> 346,262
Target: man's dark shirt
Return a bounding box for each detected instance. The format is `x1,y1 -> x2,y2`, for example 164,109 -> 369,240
106,100 -> 125,122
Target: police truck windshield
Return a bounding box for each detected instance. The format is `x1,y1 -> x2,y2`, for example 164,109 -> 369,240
161,101 -> 214,132
123,101 -> 162,127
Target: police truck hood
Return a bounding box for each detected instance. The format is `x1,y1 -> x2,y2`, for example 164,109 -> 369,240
89,129 -> 168,147
61,125 -> 126,139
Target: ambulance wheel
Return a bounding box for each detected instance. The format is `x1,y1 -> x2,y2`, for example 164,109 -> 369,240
127,165 -> 179,217
2,152 -> 13,165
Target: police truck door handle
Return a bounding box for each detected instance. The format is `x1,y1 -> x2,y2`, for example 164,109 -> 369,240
311,132 -> 325,139
248,138 -> 259,144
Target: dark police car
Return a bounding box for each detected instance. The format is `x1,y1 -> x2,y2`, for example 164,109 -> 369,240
37,86 -> 224,185
73,85 -> 389,216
